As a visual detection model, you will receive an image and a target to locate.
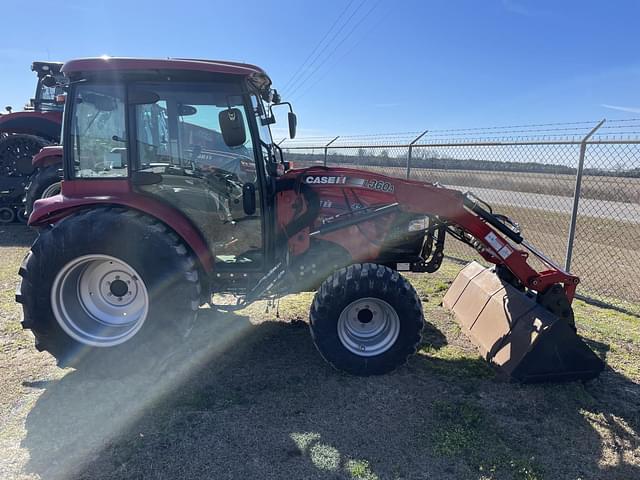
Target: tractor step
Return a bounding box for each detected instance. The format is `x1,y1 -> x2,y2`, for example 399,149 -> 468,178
443,261 -> 604,383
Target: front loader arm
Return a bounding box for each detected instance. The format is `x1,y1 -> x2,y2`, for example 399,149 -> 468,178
273,167 -> 578,304
394,180 -> 579,301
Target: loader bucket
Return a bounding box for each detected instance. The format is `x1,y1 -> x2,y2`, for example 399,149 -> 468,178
442,262 -> 605,383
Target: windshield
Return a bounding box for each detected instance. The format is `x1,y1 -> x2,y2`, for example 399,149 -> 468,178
35,72 -> 66,112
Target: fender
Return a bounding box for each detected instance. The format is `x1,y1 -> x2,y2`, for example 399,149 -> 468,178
0,111 -> 62,140
32,145 -> 63,168
29,180 -> 214,272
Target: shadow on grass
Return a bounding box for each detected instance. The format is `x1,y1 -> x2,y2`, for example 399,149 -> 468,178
0,223 -> 36,247
19,309 -> 640,480
576,294 -> 640,319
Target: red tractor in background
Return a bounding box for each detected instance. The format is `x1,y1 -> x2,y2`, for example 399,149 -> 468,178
0,61 -> 64,222
17,57 -> 603,382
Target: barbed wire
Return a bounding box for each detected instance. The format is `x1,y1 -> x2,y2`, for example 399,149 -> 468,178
425,120 -> 601,133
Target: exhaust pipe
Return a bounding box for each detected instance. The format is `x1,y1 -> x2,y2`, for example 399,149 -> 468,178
443,262 -> 604,383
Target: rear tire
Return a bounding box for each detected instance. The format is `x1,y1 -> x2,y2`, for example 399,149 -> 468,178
16,207 -> 201,373
310,263 -> 424,376
0,134 -> 50,177
25,163 -> 62,215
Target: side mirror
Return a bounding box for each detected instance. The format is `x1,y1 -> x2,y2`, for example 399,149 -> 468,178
288,111 -> 297,139
41,75 -> 57,88
219,108 -> 246,147
269,101 -> 297,138
242,182 -> 256,215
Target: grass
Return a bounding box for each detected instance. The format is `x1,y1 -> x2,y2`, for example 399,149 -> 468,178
1,224 -> 639,480
429,399 -> 544,480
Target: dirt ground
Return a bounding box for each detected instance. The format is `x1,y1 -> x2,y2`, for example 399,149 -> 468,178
1,224 -> 639,480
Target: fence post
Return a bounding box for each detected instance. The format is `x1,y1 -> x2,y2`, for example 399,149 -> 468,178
564,119 -> 606,272
406,130 -> 429,179
324,136 -> 340,166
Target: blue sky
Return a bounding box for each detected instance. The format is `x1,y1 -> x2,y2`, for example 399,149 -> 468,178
2,0 -> 639,137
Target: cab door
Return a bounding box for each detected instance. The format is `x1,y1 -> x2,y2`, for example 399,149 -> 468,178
129,82 -> 266,270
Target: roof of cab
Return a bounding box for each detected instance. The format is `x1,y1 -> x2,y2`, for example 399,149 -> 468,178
32,61 -> 64,72
62,57 -> 270,82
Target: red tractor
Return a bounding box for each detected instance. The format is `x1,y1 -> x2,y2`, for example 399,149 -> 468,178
0,61 -> 64,222
17,57 -> 603,382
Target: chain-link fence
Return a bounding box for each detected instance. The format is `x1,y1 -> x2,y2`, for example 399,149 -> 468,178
281,119 -> 640,304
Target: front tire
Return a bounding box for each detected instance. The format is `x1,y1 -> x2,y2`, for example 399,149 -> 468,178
310,263 -> 424,376
25,163 -> 62,215
16,207 -> 201,372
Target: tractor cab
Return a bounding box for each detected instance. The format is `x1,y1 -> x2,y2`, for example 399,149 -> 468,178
29,61 -> 65,112
0,61 -> 65,223
52,58 -> 295,284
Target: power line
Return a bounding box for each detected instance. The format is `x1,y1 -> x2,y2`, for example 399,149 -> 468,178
281,0 -> 357,93
285,0 -> 366,95
289,0 -> 386,103
286,0 -> 370,97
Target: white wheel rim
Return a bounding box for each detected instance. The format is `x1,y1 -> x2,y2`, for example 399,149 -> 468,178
337,297 -> 400,357
51,254 -> 149,347
41,181 -> 62,198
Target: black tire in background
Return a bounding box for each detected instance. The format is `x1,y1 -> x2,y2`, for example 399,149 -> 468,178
16,207 -> 29,223
310,263 -> 424,376
0,207 -> 16,224
16,207 -> 202,373
0,134 -> 50,177
25,163 -> 62,215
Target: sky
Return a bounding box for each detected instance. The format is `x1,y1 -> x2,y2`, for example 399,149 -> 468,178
2,0 -> 639,138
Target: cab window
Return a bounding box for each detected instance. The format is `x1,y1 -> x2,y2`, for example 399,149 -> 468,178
133,83 -> 255,183
69,84 -> 128,178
